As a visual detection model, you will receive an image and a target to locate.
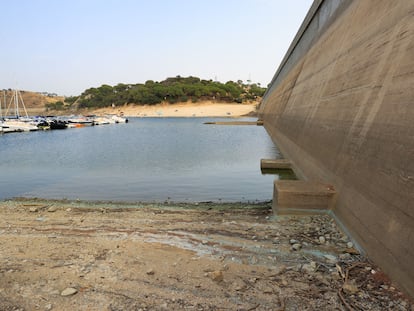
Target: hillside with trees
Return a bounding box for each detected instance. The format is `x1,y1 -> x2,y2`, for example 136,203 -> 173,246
1,89 -> 64,115
46,76 -> 266,111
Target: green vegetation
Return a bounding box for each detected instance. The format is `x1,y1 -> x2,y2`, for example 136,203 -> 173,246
70,76 -> 266,109
45,101 -> 66,111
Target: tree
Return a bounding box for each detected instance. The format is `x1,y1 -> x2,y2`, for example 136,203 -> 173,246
67,75 -> 266,109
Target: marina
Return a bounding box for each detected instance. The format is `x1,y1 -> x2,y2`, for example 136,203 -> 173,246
0,89 -> 128,134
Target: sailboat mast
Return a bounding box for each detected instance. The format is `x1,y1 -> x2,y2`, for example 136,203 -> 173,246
15,89 -> 19,117
0,92 -> 2,119
18,90 -> 29,118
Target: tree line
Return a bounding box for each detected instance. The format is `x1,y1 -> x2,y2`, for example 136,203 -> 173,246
46,76 -> 266,110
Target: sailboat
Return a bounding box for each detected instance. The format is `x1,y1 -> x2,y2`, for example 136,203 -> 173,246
2,89 -> 39,132
0,91 -> 17,133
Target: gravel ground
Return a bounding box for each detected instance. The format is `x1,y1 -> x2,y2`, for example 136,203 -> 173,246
0,198 -> 412,310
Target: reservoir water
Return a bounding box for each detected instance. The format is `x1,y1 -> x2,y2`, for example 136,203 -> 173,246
0,117 -> 280,202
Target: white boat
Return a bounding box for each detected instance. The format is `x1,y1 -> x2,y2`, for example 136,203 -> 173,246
1,119 -> 38,132
109,114 -> 128,123
67,116 -> 94,127
2,89 -> 39,132
0,92 -> 17,133
0,121 -> 22,133
93,116 -> 114,125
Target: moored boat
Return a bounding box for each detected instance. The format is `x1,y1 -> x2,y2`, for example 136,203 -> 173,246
47,119 -> 67,129
93,116 -> 114,125
109,114 -> 128,123
2,119 -> 39,131
67,116 -> 94,127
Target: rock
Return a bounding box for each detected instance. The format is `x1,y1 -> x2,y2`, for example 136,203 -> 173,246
209,270 -> 223,282
289,239 -> 299,245
45,303 -> 53,310
61,287 -> 77,296
47,206 -> 57,212
347,242 -> 354,248
29,207 -> 38,212
291,243 -> 302,251
302,261 -> 317,273
339,253 -> 351,260
65,208 -> 72,212
146,269 -> 155,275
323,254 -> 337,264
231,280 -> 247,291
318,236 -> 326,244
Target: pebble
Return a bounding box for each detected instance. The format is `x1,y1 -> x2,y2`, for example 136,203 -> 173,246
29,207 -> 38,212
60,287 -> 77,296
291,243 -> 302,251
347,242 -> 354,248
232,280 -> 247,291
302,262 -> 317,273
47,206 -> 57,212
209,270 -> 224,282
289,239 -> 299,245
146,269 -> 155,275
323,254 -> 337,264
318,236 -> 326,244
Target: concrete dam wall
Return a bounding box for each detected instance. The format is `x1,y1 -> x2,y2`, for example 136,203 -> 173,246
259,0 -> 414,297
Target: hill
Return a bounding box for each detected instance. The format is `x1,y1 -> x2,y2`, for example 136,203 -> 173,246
1,89 -> 64,115
1,76 -> 267,116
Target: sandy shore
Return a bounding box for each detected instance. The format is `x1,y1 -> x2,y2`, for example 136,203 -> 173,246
90,101 -> 258,118
0,199 -> 411,310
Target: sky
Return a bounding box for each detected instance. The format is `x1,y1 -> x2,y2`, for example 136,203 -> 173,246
0,0 -> 313,96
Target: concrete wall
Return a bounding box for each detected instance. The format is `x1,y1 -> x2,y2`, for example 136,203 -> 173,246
259,0 -> 414,297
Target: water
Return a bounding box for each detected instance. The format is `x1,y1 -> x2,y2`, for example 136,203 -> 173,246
0,117 -> 281,202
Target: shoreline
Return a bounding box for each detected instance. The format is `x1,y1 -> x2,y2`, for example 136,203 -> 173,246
93,101 -> 258,118
42,101 -> 258,118
0,198 -> 411,310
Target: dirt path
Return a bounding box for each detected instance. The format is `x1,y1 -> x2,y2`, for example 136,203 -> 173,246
0,199 -> 411,310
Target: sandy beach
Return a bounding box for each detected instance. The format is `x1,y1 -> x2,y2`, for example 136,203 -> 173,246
89,101 -> 258,118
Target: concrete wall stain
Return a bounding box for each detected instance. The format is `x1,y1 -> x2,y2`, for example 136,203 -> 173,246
259,0 -> 414,297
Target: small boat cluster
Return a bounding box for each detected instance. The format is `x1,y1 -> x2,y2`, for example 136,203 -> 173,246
1,89 -> 128,134
0,114 -> 128,134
